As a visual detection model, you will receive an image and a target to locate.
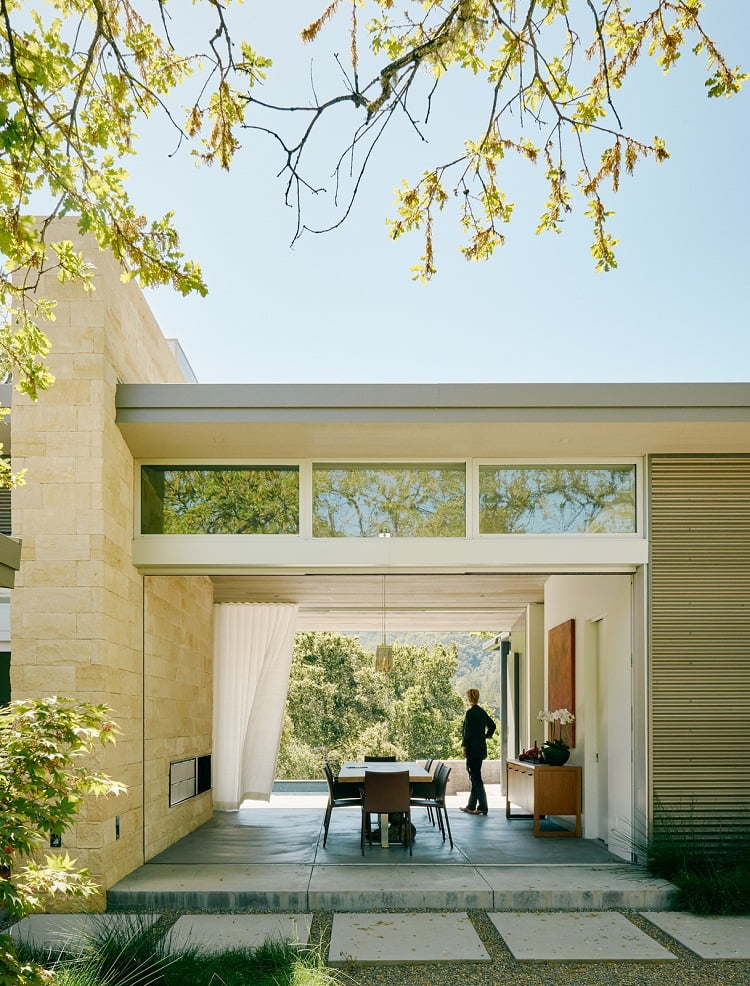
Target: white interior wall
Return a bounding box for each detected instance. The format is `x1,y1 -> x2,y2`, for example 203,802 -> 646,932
509,615 -> 525,765
544,574 -> 633,857
508,603 -> 545,757
521,603 -> 545,752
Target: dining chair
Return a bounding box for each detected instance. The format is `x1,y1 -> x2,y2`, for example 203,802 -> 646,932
410,762 -> 453,848
361,769 -> 413,855
322,760 -> 362,848
361,756 -> 398,833
361,756 -> 396,836
414,759 -> 438,824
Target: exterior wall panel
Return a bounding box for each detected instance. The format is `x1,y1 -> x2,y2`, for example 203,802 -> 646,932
649,455 -> 750,841
144,575 -> 213,860
10,219 -> 204,908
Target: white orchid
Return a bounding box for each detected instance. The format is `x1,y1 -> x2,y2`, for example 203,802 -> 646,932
537,708 -> 575,748
537,707 -> 575,724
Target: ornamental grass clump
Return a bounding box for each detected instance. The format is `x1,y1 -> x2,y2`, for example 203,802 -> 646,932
14,919 -> 342,986
636,798 -> 750,915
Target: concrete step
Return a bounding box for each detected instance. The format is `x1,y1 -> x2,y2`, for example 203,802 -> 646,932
107,863 -> 678,913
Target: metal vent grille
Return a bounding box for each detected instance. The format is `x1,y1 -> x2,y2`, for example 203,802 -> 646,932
649,455 -> 750,843
0,487 -> 10,536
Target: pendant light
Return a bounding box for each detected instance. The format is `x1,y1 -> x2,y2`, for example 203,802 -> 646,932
375,574 -> 393,671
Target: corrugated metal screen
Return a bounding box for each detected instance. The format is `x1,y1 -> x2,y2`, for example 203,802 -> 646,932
649,455 -> 750,844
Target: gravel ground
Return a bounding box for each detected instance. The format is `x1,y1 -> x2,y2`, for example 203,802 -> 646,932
8,908 -> 749,986
309,910 -> 750,986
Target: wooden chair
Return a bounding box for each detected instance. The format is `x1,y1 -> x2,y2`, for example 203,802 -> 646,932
361,769 -> 413,856
410,762 -> 453,848
322,760 -> 362,847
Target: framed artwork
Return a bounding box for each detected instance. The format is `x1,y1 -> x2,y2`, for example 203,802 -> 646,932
548,619 -> 575,747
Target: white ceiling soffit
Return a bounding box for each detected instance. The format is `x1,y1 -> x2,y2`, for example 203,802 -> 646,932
114,382 -> 750,459
209,572 -> 548,632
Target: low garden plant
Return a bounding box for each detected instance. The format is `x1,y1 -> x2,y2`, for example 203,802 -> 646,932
12,915 -> 341,986
641,800 -> 750,915
0,697 -> 125,984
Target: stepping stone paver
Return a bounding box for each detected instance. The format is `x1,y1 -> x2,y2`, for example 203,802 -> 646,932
328,911 -> 490,965
167,913 -> 312,953
640,911 -> 750,959
9,913 -> 160,955
489,910 -> 677,961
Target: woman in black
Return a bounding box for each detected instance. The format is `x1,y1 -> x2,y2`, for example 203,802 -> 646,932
460,688 -> 496,815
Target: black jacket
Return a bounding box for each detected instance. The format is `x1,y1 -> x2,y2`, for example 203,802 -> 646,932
462,704 -> 497,760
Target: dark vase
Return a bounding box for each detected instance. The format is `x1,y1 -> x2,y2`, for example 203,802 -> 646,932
541,747 -> 570,766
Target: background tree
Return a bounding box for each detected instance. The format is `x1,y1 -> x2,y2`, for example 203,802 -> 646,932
388,642 -> 465,758
276,632 -> 469,777
253,1 -> 747,278
0,0 -> 265,430
0,1 -> 745,419
278,631 -> 391,773
356,630 -> 504,720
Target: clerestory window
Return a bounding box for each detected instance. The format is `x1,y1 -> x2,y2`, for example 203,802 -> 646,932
141,465 -> 299,534
312,462 -> 466,537
478,464 -> 636,534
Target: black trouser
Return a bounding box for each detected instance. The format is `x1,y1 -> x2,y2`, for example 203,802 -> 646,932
466,756 -> 488,812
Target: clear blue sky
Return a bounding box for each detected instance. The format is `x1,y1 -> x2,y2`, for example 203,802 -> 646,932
128,2 -> 749,385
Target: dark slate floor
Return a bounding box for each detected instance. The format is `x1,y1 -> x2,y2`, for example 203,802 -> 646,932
147,803 -> 620,867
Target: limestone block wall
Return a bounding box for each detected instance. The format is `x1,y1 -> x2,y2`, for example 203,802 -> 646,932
144,576 -> 214,859
10,221 -> 211,907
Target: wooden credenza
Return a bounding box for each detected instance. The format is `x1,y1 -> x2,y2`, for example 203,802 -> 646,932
505,758 -> 582,837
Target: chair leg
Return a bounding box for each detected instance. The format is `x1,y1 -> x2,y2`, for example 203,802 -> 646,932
441,804 -> 454,849
434,804 -> 445,841
361,810 -> 365,855
323,804 -> 332,847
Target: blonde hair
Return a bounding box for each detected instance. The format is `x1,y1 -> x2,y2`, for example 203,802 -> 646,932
466,688 -> 480,705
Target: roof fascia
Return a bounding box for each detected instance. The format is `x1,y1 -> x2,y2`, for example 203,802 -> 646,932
116,382 -> 750,425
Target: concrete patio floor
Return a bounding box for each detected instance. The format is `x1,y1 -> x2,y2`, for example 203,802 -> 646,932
107,788 -> 677,912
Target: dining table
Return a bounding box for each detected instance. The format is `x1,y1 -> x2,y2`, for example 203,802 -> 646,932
338,760 -> 432,847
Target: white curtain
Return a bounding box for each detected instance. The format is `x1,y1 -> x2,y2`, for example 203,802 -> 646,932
212,602 -> 298,809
